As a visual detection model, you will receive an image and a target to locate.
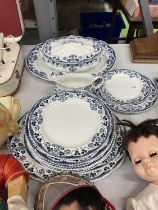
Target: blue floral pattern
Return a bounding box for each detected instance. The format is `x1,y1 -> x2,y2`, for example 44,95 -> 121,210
98,69 -> 157,113
8,113 -> 126,182
26,41 -> 116,80
25,90 -> 115,158
42,36 -> 102,64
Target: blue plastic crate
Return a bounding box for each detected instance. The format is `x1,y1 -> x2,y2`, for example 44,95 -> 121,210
80,12 -> 125,43
149,0 -> 158,3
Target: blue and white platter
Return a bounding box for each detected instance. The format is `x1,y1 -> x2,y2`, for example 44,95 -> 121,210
8,113 -> 126,182
98,69 -> 157,113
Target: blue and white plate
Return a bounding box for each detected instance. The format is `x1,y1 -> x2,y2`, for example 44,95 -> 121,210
98,69 -> 157,113
24,109 -> 116,165
26,40 -> 116,80
25,90 -> 115,158
8,113 -> 126,182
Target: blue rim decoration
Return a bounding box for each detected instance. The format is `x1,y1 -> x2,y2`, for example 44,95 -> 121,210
8,113 -> 126,182
42,36 -> 102,64
98,69 -> 158,113
24,110 -> 116,165
25,90 -> 115,158
26,41 -> 116,80
24,113 -> 117,170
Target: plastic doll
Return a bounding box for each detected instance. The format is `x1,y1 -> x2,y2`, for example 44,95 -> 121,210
120,118 -> 158,210
0,97 -> 29,210
0,154 -> 29,210
35,173 -> 116,210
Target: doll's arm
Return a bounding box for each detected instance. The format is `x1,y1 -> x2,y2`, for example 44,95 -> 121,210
7,176 -> 29,210
7,195 -> 28,210
7,175 -> 28,202
2,155 -> 29,210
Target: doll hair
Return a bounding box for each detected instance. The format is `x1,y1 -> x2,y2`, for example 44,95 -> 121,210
118,118 -> 158,159
54,186 -> 105,210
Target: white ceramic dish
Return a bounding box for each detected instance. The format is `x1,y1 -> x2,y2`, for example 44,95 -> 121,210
26,41 -> 116,81
8,113 -> 126,182
25,90 -> 114,157
42,36 -> 102,64
98,69 -> 158,113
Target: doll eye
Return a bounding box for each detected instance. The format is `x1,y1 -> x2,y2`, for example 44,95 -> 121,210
134,159 -> 141,165
149,152 -> 158,157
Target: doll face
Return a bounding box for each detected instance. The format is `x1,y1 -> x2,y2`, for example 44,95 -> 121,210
59,201 -> 79,210
128,135 -> 158,184
59,201 -> 93,210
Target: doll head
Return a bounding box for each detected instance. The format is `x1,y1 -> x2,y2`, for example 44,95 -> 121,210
0,104 -> 19,147
121,119 -> 158,184
54,187 -> 105,210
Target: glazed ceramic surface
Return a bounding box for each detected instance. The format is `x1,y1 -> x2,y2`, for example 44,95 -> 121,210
8,113 -> 126,182
26,40 -> 116,80
98,69 -> 158,113
25,90 -> 115,158
42,36 -> 102,64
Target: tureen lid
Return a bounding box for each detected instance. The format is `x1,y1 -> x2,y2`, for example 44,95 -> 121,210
41,35 -> 102,64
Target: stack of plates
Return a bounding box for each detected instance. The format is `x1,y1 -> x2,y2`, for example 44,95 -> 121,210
8,90 -> 126,182
26,35 -> 116,81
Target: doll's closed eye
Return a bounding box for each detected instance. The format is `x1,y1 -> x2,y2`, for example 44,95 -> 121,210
134,159 -> 141,165
149,152 -> 158,157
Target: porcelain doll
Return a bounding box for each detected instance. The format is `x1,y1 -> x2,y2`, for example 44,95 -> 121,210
0,154 -> 29,210
120,118 -> 158,210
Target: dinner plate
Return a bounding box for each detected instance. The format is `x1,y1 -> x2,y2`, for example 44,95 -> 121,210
8,113 -> 126,182
26,41 -> 116,80
98,69 -> 157,113
24,90 -> 116,162
25,90 -> 115,158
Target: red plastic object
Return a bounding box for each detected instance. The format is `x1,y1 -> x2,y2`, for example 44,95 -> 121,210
0,0 -> 23,37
